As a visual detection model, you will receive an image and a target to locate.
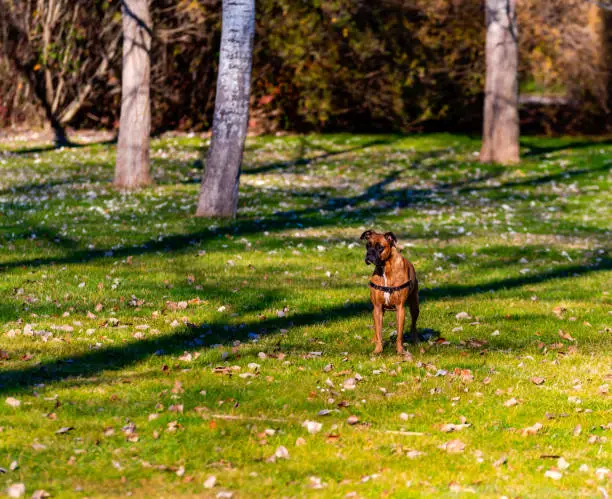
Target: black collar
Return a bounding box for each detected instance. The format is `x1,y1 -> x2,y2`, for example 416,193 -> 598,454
369,280 -> 412,293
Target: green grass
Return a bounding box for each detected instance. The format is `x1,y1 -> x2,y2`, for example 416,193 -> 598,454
0,132 -> 610,498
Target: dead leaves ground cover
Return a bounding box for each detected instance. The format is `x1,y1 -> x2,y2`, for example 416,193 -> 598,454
0,132 -> 610,497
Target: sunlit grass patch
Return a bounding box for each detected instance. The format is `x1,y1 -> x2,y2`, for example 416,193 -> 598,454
0,132 -> 610,497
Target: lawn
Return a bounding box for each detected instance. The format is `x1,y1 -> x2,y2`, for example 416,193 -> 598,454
0,132 -> 610,498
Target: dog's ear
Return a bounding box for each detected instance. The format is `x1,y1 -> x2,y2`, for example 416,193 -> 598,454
384,232 -> 397,246
360,230 -> 373,241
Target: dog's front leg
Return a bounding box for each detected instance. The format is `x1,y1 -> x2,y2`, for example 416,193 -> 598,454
372,305 -> 383,354
409,287 -> 420,344
395,305 -> 405,354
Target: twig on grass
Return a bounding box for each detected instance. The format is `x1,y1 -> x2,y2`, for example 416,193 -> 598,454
208,413 -> 290,423
380,430 -> 427,436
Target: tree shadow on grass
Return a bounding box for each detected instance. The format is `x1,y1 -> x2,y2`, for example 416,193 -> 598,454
242,136 -> 401,175
0,177 -> 94,197
521,138 -> 612,157
421,257 -> 610,300
0,298 -> 370,394
7,137 -> 117,156
0,155 -> 608,274
0,256 -> 610,394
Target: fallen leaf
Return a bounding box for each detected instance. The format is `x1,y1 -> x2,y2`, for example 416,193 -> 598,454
521,422 -> 543,436
343,378 -> 357,390
55,426 -> 74,435
439,439 -> 465,453
552,306 -> 566,318
267,445 -> 289,462
544,469 -> 562,480
532,377 -> 545,385
6,483 -> 25,498
406,449 -> 424,459
302,421 -> 322,434
5,397 -> 20,408
440,423 -> 471,433
204,476 -> 217,489
557,457 -> 570,470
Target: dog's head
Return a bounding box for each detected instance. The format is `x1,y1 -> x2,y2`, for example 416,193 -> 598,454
360,230 -> 397,265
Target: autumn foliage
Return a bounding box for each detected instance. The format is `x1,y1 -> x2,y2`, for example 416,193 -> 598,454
0,0 -> 609,134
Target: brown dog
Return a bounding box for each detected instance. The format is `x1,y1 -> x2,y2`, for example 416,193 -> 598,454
361,230 -> 419,354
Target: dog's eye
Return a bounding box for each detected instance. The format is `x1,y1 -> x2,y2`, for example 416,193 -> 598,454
375,244 -> 382,251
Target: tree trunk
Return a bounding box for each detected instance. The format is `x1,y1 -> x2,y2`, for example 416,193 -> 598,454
114,0 -> 152,189
480,0 -> 519,164
196,0 -> 255,218
604,8 -> 612,117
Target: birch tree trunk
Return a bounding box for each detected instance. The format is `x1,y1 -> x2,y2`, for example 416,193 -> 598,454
480,0 -> 520,164
114,0 -> 152,188
196,0 -> 255,217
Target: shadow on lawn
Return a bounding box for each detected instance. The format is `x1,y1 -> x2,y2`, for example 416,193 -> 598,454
243,136 -> 400,175
0,299 -> 371,393
0,156 -> 608,273
0,177 -> 92,197
0,256 -> 610,394
521,138 -> 612,157
8,137 -> 117,156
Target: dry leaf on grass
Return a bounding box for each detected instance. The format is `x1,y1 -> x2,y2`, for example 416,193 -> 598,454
521,422 -> 543,436
440,422 -> 471,433
5,397 -> 20,408
439,439 -> 466,453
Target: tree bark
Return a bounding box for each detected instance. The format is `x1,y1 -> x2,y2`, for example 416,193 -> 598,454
114,0 -> 152,189
604,8 -> 612,116
196,0 -> 255,218
480,0 -> 520,164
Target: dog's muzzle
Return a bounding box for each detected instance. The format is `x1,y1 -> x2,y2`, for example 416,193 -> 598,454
365,251 -> 379,265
